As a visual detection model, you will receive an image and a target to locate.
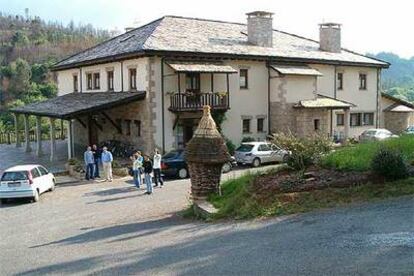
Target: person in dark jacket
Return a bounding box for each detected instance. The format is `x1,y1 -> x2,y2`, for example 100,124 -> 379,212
142,155 -> 153,195
92,144 -> 102,178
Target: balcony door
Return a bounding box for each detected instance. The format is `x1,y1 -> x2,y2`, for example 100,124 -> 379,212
185,73 -> 200,93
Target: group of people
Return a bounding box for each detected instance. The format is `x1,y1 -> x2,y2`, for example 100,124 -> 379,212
130,149 -> 163,195
83,145 -> 114,182
84,145 -> 164,195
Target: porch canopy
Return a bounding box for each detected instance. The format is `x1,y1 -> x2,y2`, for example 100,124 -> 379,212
294,95 -> 355,109
11,91 -> 146,119
166,61 -> 237,73
270,64 -> 323,76
384,104 -> 414,113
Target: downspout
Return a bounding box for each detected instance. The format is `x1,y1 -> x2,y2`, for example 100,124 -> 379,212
79,67 -> 83,93
267,60 -> 271,136
161,57 -> 166,154
376,68 -> 381,128
331,66 -> 337,137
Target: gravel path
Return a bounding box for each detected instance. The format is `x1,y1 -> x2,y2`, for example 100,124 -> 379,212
1,165 -> 413,275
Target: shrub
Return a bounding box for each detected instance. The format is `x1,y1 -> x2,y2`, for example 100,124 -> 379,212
241,136 -> 255,143
371,147 -> 409,180
67,158 -> 78,166
270,132 -> 333,171
225,138 -> 236,155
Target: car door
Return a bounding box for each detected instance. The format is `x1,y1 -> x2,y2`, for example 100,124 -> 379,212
30,168 -> 43,193
38,166 -> 53,191
257,144 -> 272,164
270,144 -> 284,162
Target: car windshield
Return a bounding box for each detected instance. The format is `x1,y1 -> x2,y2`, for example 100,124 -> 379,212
236,144 -> 254,152
1,171 -> 28,181
163,150 -> 181,159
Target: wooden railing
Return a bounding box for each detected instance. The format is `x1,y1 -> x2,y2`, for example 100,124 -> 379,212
0,130 -> 66,144
169,93 -> 229,112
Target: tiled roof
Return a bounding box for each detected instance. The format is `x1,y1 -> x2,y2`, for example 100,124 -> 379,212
167,62 -> 237,73
270,64 -> 323,76
53,16 -> 389,69
11,92 -> 146,118
384,104 -> 414,112
295,95 -> 355,109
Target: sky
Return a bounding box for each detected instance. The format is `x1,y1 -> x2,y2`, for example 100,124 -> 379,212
1,0 -> 413,58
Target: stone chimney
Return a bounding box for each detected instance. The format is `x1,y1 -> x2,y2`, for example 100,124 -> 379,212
246,11 -> 274,47
319,23 -> 341,53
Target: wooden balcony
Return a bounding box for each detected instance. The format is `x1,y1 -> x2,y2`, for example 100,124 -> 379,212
169,92 -> 229,112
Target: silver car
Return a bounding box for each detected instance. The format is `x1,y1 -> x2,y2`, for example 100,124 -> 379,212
235,142 -> 289,167
359,128 -> 398,142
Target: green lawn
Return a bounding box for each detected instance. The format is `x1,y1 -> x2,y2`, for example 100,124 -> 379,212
321,135 -> 414,171
207,172 -> 414,220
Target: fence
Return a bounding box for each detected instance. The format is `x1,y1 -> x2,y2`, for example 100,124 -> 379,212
0,129 -> 66,145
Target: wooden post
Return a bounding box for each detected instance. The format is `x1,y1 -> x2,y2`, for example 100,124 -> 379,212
35,116 -> 43,157
13,113 -> 21,148
24,114 -> 32,152
67,119 -> 73,159
49,118 -> 56,162
60,119 -> 64,140
344,109 -> 350,142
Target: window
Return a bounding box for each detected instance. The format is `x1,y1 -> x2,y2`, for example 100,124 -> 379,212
87,73 -> 93,90
363,113 -> 374,126
258,144 -> 271,151
107,70 -> 114,91
73,75 -> 78,92
125,119 -> 131,136
31,168 -> 40,178
337,72 -> 343,90
257,118 -> 264,132
242,119 -> 251,133
314,119 -> 320,131
239,69 -> 248,89
185,73 -> 200,92
37,166 -> 48,175
129,68 -> 137,90
93,73 -> 100,89
359,73 -> 367,90
134,120 -> 141,137
350,113 -> 362,127
336,114 -> 344,126
1,171 -> 28,181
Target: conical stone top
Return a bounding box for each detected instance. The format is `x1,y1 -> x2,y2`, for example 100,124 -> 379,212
185,105 -> 230,164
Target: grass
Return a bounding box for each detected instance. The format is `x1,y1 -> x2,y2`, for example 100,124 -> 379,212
207,173 -> 414,220
321,135 -> 414,171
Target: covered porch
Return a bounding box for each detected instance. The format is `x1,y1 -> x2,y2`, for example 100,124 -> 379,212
294,95 -> 355,141
10,91 -> 146,161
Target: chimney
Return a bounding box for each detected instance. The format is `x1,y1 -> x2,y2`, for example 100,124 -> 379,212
319,23 -> 341,53
246,11 -> 274,47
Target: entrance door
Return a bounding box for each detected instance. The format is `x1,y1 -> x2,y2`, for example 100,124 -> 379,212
88,116 -> 99,145
183,125 -> 194,146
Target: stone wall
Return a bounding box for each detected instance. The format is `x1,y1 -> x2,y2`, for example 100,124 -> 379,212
269,102 -> 297,134
384,112 -> 411,134
295,108 -> 330,137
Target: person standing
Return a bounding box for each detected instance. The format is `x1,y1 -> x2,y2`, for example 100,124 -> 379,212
84,146 -> 95,181
101,146 -> 113,182
132,155 -> 142,188
142,155 -> 153,195
92,144 -> 102,178
153,149 -> 164,187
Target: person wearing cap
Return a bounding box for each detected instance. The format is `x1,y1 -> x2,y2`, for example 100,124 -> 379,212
101,146 -> 113,182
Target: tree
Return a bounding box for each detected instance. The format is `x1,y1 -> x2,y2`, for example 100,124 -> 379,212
9,58 -> 31,99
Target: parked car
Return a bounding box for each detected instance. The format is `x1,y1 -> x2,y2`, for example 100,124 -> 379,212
359,128 -> 398,142
0,165 -> 55,203
404,126 -> 414,134
235,142 -> 290,167
161,149 -> 237,179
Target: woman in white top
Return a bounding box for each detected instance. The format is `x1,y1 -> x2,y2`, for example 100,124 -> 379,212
153,149 -> 164,187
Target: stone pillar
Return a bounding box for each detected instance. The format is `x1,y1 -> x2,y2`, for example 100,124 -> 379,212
35,116 -> 43,157
13,113 -> 21,148
49,118 -> 56,162
24,114 -> 32,152
344,109 -> 350,141
67,119 -> 73,159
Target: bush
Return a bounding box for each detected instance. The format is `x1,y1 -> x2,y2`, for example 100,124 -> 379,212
371,147 -> 409,180
67,158 -> 78,166
270,132 -> 333,171
241,136 -> 255,143
225,138 -> 236,155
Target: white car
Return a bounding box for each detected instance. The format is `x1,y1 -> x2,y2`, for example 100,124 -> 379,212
0,165 -> 56,203
235,142 -> 290,167
359,128 -> 398,142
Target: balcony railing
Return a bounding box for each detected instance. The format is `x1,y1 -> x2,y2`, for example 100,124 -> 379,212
169,92 -> 229,112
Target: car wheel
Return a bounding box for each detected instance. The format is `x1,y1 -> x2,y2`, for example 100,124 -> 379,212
252,158 -> 261,167
282,154 -> 290,163
49,179 -> 56,192
178,168 -> 188,179
32,189 -> 40,203
222,162 -> 232,173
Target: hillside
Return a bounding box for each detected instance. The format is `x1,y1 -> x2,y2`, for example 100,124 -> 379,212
369,52 -> 414,103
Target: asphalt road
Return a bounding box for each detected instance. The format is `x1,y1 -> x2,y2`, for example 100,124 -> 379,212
1,167 -> 413,275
